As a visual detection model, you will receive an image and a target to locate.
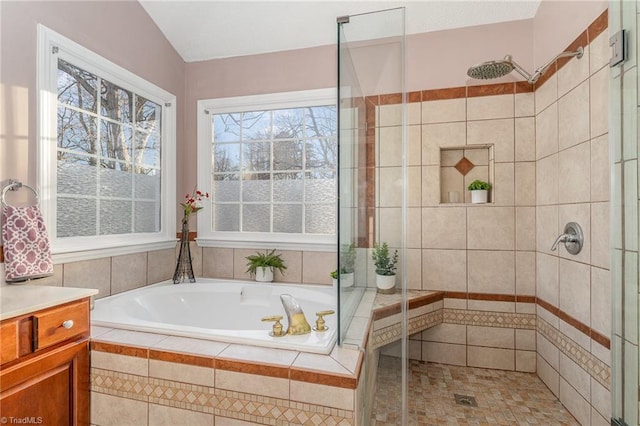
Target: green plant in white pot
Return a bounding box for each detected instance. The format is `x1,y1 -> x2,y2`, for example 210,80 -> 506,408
337,242 -> 356,288
372,242 -> 398,293
468,179 -> 492,204
330,267 -> 348,287
245,249 -> 286,282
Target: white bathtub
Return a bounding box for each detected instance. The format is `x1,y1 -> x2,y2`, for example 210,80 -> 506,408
91,278 -> 338,354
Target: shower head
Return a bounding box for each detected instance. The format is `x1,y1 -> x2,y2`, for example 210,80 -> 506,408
467,59 -> 514,80
467,47 -> 584,84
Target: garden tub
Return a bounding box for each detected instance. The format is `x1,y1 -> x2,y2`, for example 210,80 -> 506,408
91,278 -> 338,354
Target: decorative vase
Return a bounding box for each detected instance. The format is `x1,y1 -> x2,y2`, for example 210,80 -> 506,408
470,189 -> 488,204
255,267 -> 274,282
173,218 -> 196,284
376,273 -> 396,294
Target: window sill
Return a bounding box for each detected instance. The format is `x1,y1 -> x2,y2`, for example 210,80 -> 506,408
51,238 -> 177,264
196,238 -> 336,252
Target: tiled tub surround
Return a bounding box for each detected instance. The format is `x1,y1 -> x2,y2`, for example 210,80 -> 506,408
89,291 -> 443,426
90,289 -> 605,425
88,290 -> 463,425
370,10 -> 611,425
15,246 -> 336,300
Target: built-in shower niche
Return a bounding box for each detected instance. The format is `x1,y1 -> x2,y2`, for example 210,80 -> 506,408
439,145 -> 494,204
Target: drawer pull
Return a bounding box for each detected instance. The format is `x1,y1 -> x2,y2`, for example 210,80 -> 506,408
61,320 -> 74,329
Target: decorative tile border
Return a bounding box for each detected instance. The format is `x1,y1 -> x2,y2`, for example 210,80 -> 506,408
537,318 -> 610,391
371,306 -> 535,350
91,368 -> 354,425
443,308 -> 536,329
371,309 -> 443,349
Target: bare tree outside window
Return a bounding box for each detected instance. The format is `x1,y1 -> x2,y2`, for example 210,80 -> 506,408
56,59 -> 162,237
211,105 -> 336,235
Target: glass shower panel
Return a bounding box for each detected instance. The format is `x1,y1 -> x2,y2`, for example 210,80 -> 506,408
610,1 -> 639,425
337,7 -> 407,424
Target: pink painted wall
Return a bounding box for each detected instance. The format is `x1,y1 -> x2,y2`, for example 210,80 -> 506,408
0,0 -> 185,207
533,0 -> 608,66
408,19 -> 535,92
0,0 -> 608,238
182,45 -> 336,194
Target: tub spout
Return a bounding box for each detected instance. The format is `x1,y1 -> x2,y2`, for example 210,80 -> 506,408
279,294 -> 312,335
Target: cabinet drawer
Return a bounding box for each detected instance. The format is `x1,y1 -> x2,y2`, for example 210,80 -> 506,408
34,300 -> 89,351
0,321 -> 19,364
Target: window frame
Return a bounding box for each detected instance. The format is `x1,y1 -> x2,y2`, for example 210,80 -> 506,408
37,25 -> 176,263
197,89 -> 337,251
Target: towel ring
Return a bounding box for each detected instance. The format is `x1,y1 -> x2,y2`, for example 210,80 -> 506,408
1,180 -> 39,207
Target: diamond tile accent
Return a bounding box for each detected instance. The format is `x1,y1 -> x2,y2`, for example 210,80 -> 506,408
443,308 -> 536,329
91,368 -> 355,425
455,156 -> 475,175
538,318 -> 611,390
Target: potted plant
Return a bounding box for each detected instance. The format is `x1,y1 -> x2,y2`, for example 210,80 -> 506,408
245,249 -> 286,282
468,179 -> 492,204
338,243 -> 357,287
372,242 -> 398,293
330,267 -> 350,287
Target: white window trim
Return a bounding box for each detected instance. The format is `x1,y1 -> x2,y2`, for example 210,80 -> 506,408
37,25 -> 176,263
197,89 -> 337,252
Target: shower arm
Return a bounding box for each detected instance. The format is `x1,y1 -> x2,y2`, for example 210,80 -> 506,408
506,47 -> 584,84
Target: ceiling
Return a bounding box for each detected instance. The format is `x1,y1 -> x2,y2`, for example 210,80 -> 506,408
139,1 -> 541,63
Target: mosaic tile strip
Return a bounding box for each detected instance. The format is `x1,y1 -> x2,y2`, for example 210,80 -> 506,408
91,368 -> 354,425
371,310 -> 443,349
443,308 -> 536,329
538,318 -> 611,391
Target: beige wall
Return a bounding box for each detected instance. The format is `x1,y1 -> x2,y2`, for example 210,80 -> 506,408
533,27 -> 611,425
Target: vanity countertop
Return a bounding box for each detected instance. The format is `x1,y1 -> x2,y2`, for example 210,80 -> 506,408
0,285 -> 98,321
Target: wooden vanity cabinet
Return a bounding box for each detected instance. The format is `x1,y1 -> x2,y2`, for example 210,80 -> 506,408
0,298 -> 91,426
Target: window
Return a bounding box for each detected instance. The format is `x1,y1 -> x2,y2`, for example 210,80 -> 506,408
197,90 -> 337,250
38,25 -> 176,260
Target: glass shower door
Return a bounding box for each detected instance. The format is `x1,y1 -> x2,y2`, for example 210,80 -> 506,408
337,7 -> 408,424
610,0 -> 639,424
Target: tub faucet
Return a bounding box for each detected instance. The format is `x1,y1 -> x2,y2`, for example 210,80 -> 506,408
279,294 -> 311,335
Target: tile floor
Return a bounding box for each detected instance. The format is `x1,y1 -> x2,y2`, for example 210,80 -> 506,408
371,355 -> 579,425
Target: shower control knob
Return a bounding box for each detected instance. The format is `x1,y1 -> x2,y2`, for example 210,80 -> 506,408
61,320 -> 74,329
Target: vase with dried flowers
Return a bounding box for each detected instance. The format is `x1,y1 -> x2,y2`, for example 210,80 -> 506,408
173,187 -> 209,284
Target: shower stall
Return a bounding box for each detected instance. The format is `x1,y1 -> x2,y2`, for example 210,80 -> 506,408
336,3 -> 640,425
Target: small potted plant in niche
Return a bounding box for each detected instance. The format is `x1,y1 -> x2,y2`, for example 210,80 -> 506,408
245,249 -> 286,282
468,179 -> 492,204
372,242 -> 398,293
338,242 -> 357,288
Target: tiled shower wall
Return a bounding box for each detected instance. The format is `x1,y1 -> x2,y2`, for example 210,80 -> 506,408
375,82 -> 539,372
533,17 -> 611,426
22,245 -> 335,299
374,10 -> 611,425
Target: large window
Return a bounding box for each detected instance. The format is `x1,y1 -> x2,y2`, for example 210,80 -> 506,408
38,26 -> 176,259
197,90 -> 337,249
